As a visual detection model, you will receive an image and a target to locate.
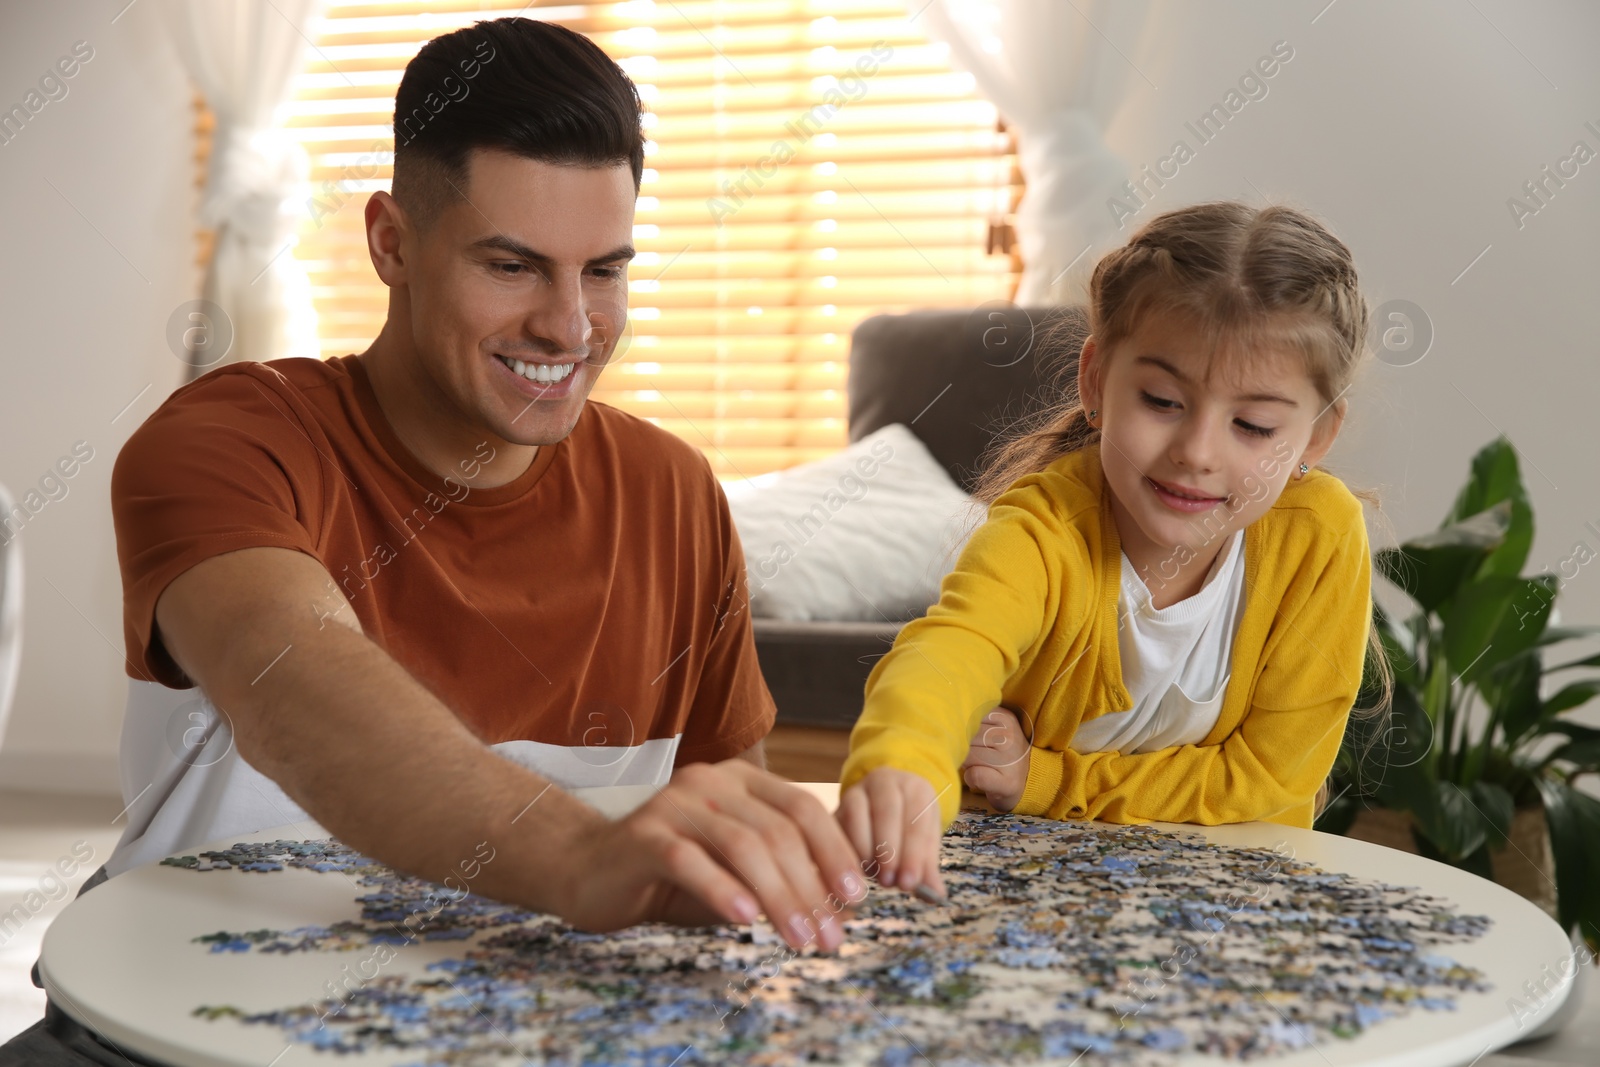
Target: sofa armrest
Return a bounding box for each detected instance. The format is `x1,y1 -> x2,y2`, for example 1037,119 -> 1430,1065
752,618 -> 905,729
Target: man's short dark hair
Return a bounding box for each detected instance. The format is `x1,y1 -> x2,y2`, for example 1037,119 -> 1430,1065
390,18 -> 644,232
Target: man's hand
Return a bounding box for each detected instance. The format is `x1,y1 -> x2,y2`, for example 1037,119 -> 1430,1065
153,548 -> 857,950
834,766 -> 947,902
556,759 -> 867,953
960,707 -> 1030,811
154,548 -> 867,951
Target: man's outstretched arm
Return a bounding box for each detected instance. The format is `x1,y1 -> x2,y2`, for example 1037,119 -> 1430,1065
154,546 -> 863,951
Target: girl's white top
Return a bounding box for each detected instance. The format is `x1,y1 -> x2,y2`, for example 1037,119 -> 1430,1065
1069,528 -> 1247,754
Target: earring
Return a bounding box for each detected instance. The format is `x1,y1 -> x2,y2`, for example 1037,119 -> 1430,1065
1087,409 -> 1098,419
1298,463 -> 1309,476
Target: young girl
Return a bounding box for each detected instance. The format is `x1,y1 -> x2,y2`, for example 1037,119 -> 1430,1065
836,201 -> 1393,901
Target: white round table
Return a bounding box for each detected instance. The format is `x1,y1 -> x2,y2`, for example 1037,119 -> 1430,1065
39,784 -> 1575,1066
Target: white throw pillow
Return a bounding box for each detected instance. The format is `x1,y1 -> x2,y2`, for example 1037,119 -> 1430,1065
724,424 -> 983,622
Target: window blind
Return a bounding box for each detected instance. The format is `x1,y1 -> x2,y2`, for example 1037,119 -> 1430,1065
282,0 -> 1018,475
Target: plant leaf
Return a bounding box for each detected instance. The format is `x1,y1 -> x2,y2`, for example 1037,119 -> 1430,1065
1542,680 -> 1600,718
1313,789 -> 1358,835
1536,624 -> 1600,649
1479,652 -> 1544,749
1376,502 -> 1510,614
1342,685 -> 1436,811
1382,684 -> 1437,777
1374,769 -> 1441,830
1439,575 -> 1556,686
1414,781 -> 1492,860
1413,822 -> 1495,879
1536,723 -> 1600,771
1535,778 -> 1600,945
1468,781 -> 1514,848
1541,722 -> 1600,773
1483,498 -> 1535,581
1444,437 -> 1533,580
1545,721 -> 1600,743
1546,738 -> 1600,770
1373,601 -> 1423,690
1545,650 -> 1600,673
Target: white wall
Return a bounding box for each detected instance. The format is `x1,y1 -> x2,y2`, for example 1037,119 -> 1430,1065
1,0 -> 1597,794
0,0 -> 193,793
1072,0 -> 1600,669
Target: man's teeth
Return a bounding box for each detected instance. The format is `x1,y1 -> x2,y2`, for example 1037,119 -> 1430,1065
498,355 -> 576,384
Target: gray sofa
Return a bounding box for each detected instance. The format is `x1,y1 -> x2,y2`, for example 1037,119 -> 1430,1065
753,303 -> 1089,729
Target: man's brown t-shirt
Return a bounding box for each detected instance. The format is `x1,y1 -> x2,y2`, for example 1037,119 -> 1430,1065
110,354 -> 774,765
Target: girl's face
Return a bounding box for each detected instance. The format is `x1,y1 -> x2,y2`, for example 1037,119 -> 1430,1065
1077,311 -> 1345,582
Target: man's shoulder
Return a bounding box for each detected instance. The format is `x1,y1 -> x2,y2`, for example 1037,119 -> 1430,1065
138,357 -> 347,428
176,355 -> 343,394
573,399 -> 716,485
115,358 -> 351,482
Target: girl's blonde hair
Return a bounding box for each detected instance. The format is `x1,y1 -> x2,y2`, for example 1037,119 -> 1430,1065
975,199 -> 1394,734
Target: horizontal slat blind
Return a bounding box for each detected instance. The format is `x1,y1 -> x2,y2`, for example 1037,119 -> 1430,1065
286,0 -> 1017,474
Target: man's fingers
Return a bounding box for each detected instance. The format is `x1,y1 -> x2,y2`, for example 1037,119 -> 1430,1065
749,775 -> 868,910
728,786 -> 852,951
644,823 -> 759,927
598,764 -> 873,947
680,805 -> 823,952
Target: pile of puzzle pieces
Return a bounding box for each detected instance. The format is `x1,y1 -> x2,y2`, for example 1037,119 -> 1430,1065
162,812 -> 1493,1066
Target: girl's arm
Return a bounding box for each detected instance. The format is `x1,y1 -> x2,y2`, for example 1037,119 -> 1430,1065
1017,518 -> 1372,828
840,499 -> 1066,829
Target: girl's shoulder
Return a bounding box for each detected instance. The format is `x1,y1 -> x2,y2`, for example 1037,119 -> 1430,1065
1272,466 -> 1363,519
1265,467 -> 1368,550
990,447 -> 1105,531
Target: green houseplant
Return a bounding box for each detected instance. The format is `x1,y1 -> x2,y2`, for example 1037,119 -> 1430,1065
1316,436 -> 1600,949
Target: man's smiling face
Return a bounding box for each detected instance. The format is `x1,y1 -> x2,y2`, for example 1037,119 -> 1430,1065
400,148 -> 637,447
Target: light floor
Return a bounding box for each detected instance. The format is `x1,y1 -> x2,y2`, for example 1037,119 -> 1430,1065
0,789 -> 126,1041
1,785 -> 1595,1063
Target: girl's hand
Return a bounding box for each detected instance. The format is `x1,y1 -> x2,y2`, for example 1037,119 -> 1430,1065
961,707 -> 1031,812
835,767 -> 948,902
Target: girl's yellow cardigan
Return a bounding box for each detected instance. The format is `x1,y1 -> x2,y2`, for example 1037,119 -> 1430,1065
840,441 -> 1372,830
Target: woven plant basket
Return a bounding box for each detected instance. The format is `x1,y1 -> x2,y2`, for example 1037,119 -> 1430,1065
1345,805 -> 1558,921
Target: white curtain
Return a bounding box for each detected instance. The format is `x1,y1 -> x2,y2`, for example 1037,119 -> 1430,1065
165,0 -> 324,378
0,484 -> 22,755
920,0 -> 1152,305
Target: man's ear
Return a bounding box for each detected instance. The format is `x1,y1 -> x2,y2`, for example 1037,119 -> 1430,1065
1302,397 -> 1347,468
365,190 -> 412,287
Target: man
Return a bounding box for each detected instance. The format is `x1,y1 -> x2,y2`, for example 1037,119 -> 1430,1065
5,17 -> 868,1063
